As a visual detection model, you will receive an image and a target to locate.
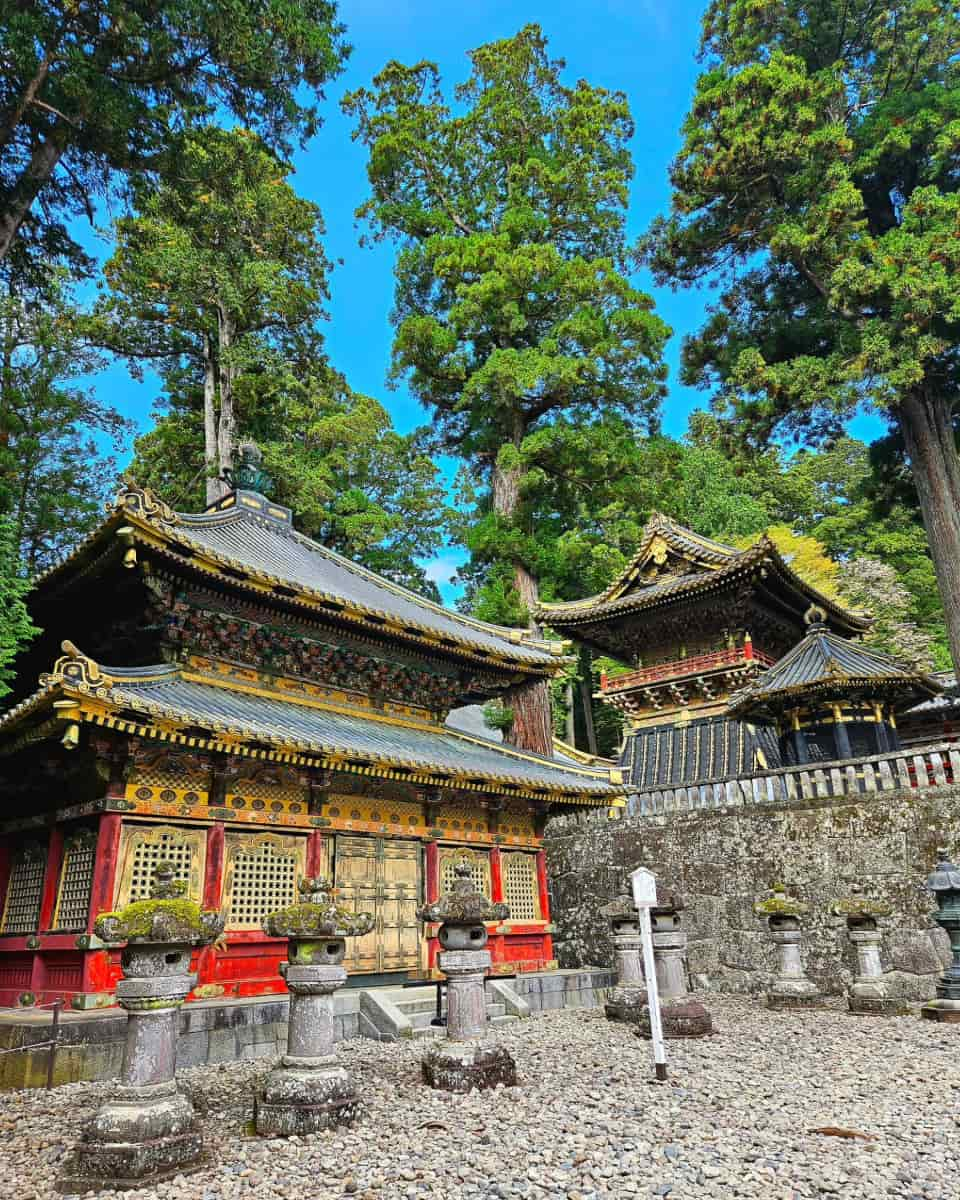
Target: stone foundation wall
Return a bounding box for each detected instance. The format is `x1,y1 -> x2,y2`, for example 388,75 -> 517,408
545,785 -> 956,1000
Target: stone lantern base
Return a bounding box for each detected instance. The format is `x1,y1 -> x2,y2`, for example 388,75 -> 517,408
604,984 -> 648,1024
921,999 -> 960,1023
766,988 -> 822,1012
849,995 -> 909,1016
635,998 -> 713,1039
56,1081 -> 205,1193
421,1039 -> 517,1093
255,1057 -> 361,1135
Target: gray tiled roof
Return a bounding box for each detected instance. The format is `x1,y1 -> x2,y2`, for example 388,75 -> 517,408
100,667 -> 615,796
164,505 -> 557,666
727,626 -> 941,715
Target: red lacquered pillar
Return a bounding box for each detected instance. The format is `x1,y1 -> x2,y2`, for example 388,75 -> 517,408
87,813 -> 123,929
306,830 -> 327,877
38,827 -> 65,931
197,822 -> 226,986
489,846 -> 504,902
81,812 -> 124,997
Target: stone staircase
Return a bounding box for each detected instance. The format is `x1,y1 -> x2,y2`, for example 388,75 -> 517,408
358,979 -> 528,1042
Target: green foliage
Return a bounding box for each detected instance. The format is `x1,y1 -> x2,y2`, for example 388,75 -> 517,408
482,699 -> 515,733
643,0 -> 960,666
94,126 -> 332,497
131,363 -> 450,599
346,24 -> 668,611
836,556 -> 936,670
0,515 -> 38,698
0,275 -> 131,572
0,0 -> 349,267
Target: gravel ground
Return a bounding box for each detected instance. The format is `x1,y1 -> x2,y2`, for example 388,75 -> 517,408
0,995 -> 957,1200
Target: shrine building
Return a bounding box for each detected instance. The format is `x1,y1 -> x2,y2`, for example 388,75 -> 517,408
535,513 -> 941,791
0,474 -> 620,1010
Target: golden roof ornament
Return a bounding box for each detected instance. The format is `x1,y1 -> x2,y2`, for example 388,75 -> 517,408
115,479 -> 179,526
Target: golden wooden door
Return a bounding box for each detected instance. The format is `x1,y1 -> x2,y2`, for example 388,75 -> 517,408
334,836 -> 422,973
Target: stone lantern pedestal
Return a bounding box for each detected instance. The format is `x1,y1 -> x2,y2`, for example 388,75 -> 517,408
599,894 -> 646,1023
921,849 -> 960,1024
755,884 -> 821,1011
255,878 -> 374,1135
831,887 -> 903,1015
635,885 -> 712,1039
57,862 -> 224,1193
418,859 -> 517,1092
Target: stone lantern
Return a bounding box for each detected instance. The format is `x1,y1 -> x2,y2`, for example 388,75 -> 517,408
754,883 -> 821,1010
57,862 -> 225,1193
599,892 -> 646,1023
831,885 -> 902,1016
255,877 -> 375,1134
635,883 -> 713,1038
921,848 -> 960,1024
417,858 -> 517,1092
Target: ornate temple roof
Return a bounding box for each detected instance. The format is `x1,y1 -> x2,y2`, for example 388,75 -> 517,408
726,611 -> 942,718
0,646 -> 620,803
35,482 -> 565,673
534,513 -> 868,647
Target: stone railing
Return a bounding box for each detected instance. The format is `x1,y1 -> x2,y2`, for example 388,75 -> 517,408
622,741 -> 960,818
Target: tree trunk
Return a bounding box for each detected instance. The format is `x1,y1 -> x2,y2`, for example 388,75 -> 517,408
504,678 -> 553,758
202,333 -> 220,506
564,680 -> 575,745
898,387 -> 960,673
578,648 -> 598,756
213,305 -> 235,500
0,56 -> 53,154
0,124 -> 69,261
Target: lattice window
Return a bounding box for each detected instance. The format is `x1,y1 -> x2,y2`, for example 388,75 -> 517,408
502,852 -> 541,922
1,843 -> 46,934
224,833 -> 306,929
115,824 -> 206,906
53,830 -> 98,931
439,848 -> 490,898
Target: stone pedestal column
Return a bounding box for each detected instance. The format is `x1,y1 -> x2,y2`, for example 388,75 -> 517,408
599,894 -> 646,1023
636,887 -> 712,1039
832,887 -> 902,1016
755,885 -> 821,1011
921,849 -> 960,1024
255,879 -> 373,1135
57,862 -> 224,1193
419,859 -> 517,1092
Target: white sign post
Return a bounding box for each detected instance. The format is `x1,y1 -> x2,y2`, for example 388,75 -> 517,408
630,867 -> 667,1082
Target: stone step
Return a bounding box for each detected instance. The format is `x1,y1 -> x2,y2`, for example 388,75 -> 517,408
489,1014 -> 519,1028
404,1002 -> 506,1031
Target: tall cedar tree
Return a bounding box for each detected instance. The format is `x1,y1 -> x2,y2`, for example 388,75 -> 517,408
644,1 -> 960,670
95,127 -> 330,500
0,1 -> 348,267
0,274 -> 130,571
0,514 -> 38,697
345,24 -> 668,751
131,361 -> 451,599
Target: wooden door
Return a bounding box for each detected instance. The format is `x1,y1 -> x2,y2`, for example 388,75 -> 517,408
335,836 -> 379,972
334,836 -> 422,973
380,839 -> 421,972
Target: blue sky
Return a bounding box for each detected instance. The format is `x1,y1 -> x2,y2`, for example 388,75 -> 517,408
79,0 -> 880,600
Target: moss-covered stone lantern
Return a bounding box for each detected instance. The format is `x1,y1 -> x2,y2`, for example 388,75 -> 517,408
599,892 -> 646,1023
56,862 -> 225,1193
255,877 -> 374,1135
635,882 -> 713,1039
921,849 -> 960,1024
754,883 -> 821,1011
416,857 -> 516,1092
831,885 -> 903,1016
